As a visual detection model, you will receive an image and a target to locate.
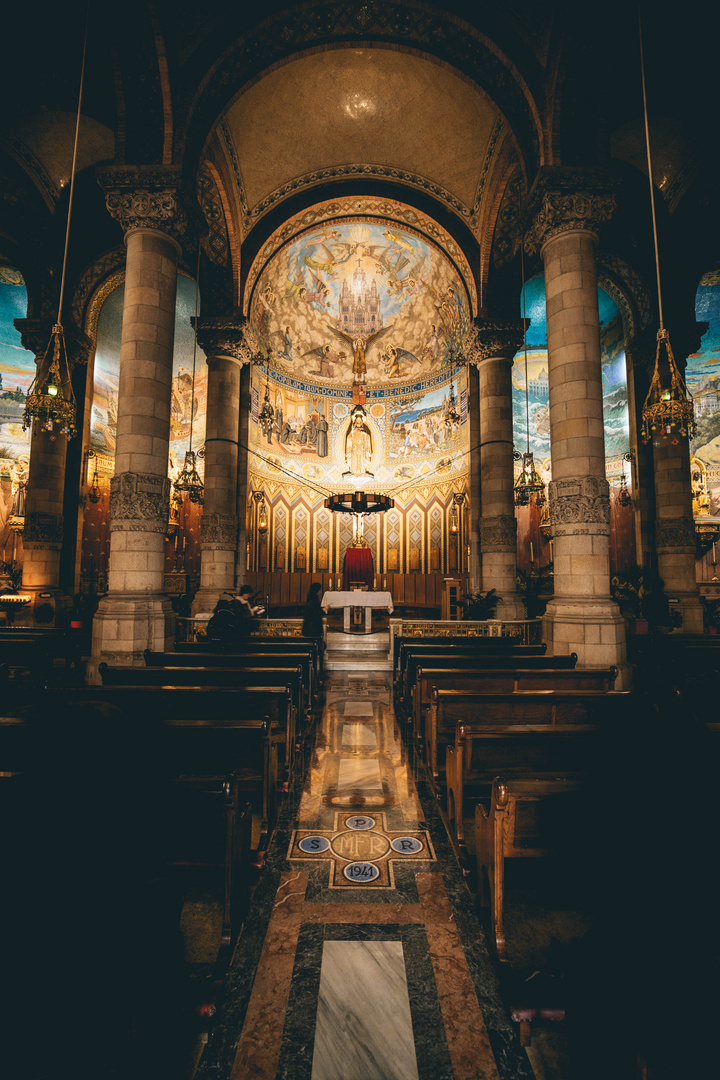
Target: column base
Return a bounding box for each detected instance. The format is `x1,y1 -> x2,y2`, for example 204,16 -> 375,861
89,592 -> 175,680
191,587 -> 229,617
497,594 -> 527,621
672,593 -> 705,635
541,596 -> 632,689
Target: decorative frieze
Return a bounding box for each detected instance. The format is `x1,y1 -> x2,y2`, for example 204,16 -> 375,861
548,475 -> 610,536
524,169 -> 619,255
464,320 -> 524,367
200,513 -> 239,549
480,514 -> 518,552
97,166 -> 205,245
655,517 -> 696,553
23,512 -> 63,544
193,316 -> 255,366
109,471 -> 171,533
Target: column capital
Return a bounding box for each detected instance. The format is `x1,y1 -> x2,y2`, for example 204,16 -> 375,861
523,168 -> 619,256
96,165 -> 206,247
109,471 -> 171,534
192,315 -> 256,366
200,513 -> 239,550
14,317 -> 93,367
465,318 -> 524,366
548,475 -> 611,537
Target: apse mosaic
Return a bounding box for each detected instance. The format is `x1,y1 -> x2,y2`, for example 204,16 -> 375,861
250,217 -> 470,389
0,272 -> 30,561
90,274 -> 208,479
511,276 -> 629,473
689,270 -> 720,511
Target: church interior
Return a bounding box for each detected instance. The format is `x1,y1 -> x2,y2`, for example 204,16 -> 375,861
1,2 -> 719,1078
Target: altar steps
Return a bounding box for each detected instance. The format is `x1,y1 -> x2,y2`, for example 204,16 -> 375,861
323,630 -> 392,671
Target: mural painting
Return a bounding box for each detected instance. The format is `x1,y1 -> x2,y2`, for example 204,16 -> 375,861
0,271 -> 30,563
250,218 -> 470,388
688,270 -> 720,514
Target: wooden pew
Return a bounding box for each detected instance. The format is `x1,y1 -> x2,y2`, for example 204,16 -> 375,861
392,633 -> 539,676
400,649 -> 576,719
176,636 -> 324,687
35,687 -> 284,844
420,666 -> 616,770
99,665 -> 300,771
445,713 -> 625,845
145,648 -> 315,711
476,775 -> 588,961
393,637 -> 541,699
0,628 -> 89,679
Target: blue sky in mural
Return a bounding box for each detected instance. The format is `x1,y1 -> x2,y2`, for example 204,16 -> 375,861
689,270 -> 720,477
0,278 -> 31,468
512,276 -> 629,468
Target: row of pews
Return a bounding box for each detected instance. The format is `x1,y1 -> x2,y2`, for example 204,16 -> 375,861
1,631 -> 322,1075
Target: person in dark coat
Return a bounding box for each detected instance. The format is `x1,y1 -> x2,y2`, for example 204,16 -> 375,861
302,582 -> 325,654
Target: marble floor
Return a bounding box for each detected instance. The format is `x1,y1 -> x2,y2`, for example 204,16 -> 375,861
195,672 -> 534,1080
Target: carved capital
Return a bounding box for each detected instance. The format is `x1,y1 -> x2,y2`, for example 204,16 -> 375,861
23,511 -> 63,543
655,516 -> 696,554
109,471 -> 171,533
97,166 -> 205,246
192,316 -> 254,366
200,513 -> 239,549
14,317 -> 92,367
464,319 -> 524,367
524,169 -> 619,255
548,475 -> 610,536
480,514 -> 518,552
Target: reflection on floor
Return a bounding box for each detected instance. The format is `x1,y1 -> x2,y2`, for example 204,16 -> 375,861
195,672 -> 537,1080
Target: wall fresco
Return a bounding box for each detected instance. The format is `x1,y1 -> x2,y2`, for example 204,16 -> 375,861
250,218 -> 470,389
0,273 -> 30,563
689,270 -> 720,514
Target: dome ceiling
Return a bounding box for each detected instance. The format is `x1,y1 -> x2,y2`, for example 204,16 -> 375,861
221,48 -> 502,229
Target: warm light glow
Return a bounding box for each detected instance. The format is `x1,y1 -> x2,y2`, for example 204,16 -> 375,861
344,93 -> 376,119
47,384 -> 59,397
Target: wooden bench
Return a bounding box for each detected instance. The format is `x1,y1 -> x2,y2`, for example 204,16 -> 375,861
0,627 -> 90,677
394,636 -> 545,696
176,636 -> 324,687
421,667 -> 616,773
99,665 -> 300,771
145,648 -> 316,711
444,712 -> 625,846
476,775 -> 589,962
397,642 -> 552,710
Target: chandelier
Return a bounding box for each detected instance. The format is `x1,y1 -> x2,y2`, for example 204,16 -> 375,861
84,449 -> 101,504
325,492 -> 394,514
617,451 -> 634,508
259,363 -> 275,437
253,490 -> 269,534
636,11 -> 695,445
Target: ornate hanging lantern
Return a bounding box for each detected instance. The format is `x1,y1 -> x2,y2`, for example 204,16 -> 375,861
165,485 -> 182,541
253,489 -> 268,534
22,324 -> 77,437
174,449 -> 204,504
84,449 -> 101,504
259,364 -> 275,437
514,452 -> 546,508
641,330 -> 695,445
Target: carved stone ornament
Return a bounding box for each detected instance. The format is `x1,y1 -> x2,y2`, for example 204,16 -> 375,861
523,169 -> 619,255
23,512 -> 63,544
480,514 -> 518,552
109,471 -> 171,533
97,166 -> 205,245
464,320 -> 524,367
548,475 -> 611,536
14,317 -> 92,368
655,516 -> 697,553
193,316 -> 254,366
200,513 -> 239,549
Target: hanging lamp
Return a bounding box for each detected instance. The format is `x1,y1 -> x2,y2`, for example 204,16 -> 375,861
258,361 -> 275,437
83,449 -> 101,504
174,249 -> 204,504
22,10 -> 90,438
514,250 -> 546,508
637,9 -> 695,446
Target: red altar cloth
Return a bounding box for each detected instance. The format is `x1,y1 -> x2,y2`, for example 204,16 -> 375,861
343,546 -> 374,589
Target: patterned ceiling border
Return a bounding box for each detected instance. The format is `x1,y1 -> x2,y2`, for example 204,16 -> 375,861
0,132 -> 60,211
258,358 -> 462,402
243,199 -> 477,317
470,116 -> 505,229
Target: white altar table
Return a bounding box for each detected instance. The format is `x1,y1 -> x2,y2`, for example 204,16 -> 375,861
321,590 -> 394,632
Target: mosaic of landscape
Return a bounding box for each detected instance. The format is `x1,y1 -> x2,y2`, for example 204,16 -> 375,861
250,218 -> 470,387
0,272 -> 30,559
689,270 -> 720,511
91,275 -> 208,480
511,276 -> 629,476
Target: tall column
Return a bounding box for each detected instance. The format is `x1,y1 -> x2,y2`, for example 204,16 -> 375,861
653,441 -> 704,632
235,364 -> 252,587
525,170 -> 629,680
467,320 -> 526,617
91,166 -> 200,669
13,318 -> 91,623
466,364 -> 481,592
191,318 -> 252,614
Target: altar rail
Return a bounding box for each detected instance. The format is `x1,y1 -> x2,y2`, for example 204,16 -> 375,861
177,616 -> 307,644
389,618 -> 543,649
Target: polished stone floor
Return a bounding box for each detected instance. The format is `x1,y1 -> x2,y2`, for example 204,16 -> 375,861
195,671 -> 533,1080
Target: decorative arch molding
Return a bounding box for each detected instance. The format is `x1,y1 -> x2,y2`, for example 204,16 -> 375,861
180,3 -> 545,190
72,249 -> 127,340
595,251 -> 654,348
243,196 -> 478,317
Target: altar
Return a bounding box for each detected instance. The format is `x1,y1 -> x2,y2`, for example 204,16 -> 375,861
321,590 -> 394,632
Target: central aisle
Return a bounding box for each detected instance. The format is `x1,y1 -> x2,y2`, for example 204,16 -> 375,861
197,671 -> 533,1080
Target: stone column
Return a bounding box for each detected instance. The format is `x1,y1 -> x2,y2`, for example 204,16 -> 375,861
191,318 -> 252,614
91,166 -> 200,669
235,364 -> 252,587
13,318 -> 91,623
653,441 -> 704,633
466,364 -> 482,592
467,319 -> 525,618
525,169 -> 629,679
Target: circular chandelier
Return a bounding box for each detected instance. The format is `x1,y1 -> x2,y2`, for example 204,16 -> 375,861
325,492 -> 394,514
